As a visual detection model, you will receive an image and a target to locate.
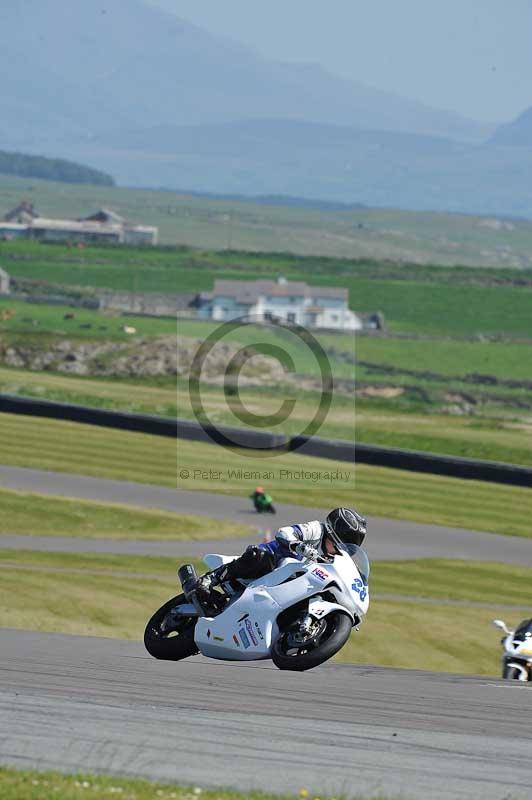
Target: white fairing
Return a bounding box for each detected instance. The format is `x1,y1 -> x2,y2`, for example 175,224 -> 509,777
502,632 -> 532,660
501,632 -> 532,680
194,548 -> 369,661
203,553 -> 236,570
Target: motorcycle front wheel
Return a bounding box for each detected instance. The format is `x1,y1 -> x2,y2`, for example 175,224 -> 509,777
144,593 -> 198,661
503,664 -> 529,681
272,611 -> 352,672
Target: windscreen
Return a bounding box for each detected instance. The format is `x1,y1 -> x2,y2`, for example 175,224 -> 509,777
342,544 -> 370,585
514,619 -> 532,640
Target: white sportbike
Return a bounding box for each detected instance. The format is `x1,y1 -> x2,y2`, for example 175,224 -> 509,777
144,541 -> 370,671
493,618 -> 532,681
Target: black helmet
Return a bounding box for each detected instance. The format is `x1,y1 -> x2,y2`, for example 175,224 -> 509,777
325,507 -> 367,547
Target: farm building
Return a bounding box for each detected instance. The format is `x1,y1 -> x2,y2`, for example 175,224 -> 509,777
0,202 -> 158,245
198,277 -> 366,331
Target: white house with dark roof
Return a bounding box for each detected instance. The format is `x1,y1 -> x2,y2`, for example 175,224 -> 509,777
199,277 -> 363,331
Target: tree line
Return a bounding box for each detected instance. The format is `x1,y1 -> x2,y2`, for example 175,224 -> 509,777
0,151 -> 115,186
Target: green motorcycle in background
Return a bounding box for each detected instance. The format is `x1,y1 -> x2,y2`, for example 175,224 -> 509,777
250,487 -> 276,514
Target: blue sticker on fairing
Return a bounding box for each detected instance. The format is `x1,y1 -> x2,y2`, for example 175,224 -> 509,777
245,618 -> 258,646
352,578 -> 367,602
239,628 -> 251,648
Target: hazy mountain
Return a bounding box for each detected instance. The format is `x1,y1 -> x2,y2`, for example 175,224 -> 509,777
491,107 -> 532,146
3,0 -> 530,216
103,119 -> 466,158
1,0 -> 492,149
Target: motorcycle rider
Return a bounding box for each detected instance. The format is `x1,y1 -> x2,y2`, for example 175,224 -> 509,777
183,507 -> 367,607
250,486 -> 272,512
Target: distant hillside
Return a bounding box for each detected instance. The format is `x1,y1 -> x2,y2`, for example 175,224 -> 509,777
63,119 -> 532,217
491,106 -> 532,146
0,151 -> 114,186
2,173 -> 532,269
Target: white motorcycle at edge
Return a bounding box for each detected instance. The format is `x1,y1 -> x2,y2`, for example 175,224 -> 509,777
144,540 -> 370,671
493,618 -> 532,681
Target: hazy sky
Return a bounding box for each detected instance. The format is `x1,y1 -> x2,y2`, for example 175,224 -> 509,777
150,0 -> 531,123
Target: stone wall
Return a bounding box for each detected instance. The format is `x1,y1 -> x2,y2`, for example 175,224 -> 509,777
98,291 -> 196,317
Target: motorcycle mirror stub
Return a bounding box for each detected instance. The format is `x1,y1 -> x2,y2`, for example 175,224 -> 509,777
493,619 -> 510,634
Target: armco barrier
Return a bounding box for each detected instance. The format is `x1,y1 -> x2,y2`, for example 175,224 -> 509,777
291,435 -> 532,488
0,393 -> 531,487
177,417 -> 286,449
0,394 -> 177,437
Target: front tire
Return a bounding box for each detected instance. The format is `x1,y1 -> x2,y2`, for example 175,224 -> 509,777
272,611 -> 352,672
503,664 -> 529,681
144,593 -> 198,661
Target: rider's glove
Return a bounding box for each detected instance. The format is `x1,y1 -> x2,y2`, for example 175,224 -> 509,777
294,542 -> 319,561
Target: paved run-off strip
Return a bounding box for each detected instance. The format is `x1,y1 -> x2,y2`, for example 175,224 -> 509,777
1,629 -> 531,800
0,465 -> 531,565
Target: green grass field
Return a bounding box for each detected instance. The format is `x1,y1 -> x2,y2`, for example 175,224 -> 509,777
1,412 -> 532,538
3,229 -> 532,473
0,299 -> 176,340
176,318 -> 532,381
0,488 -> 253,540
4,237 -> 532,337
0,767 -> 395,800
3,302 -> 532,421
0,549 -> 526,675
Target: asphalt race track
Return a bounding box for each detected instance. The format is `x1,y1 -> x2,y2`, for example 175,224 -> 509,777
2,466 -> 532,798
1,629 -> 531,800
1,465 -> 532,565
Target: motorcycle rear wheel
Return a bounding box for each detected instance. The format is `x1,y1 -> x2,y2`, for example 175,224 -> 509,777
272,611 -> 352,672
144,593 -> 198,661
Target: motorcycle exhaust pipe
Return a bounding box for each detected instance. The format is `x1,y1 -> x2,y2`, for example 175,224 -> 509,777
178,564 -> 208,616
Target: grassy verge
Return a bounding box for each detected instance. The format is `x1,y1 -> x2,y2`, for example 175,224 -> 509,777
2,413 -> 532,538
338,600 -> 520,674
0,488 -> 253,540
0,549 -> 528,675
0,767 -> 395,800
3,358 -> 532,467
0,549 -> 201,639
0,366 -> 178,417
372,559 -> 532,604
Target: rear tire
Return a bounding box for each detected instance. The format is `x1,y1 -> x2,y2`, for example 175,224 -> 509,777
272,611 -> 352,672
144,593 -> 198,661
